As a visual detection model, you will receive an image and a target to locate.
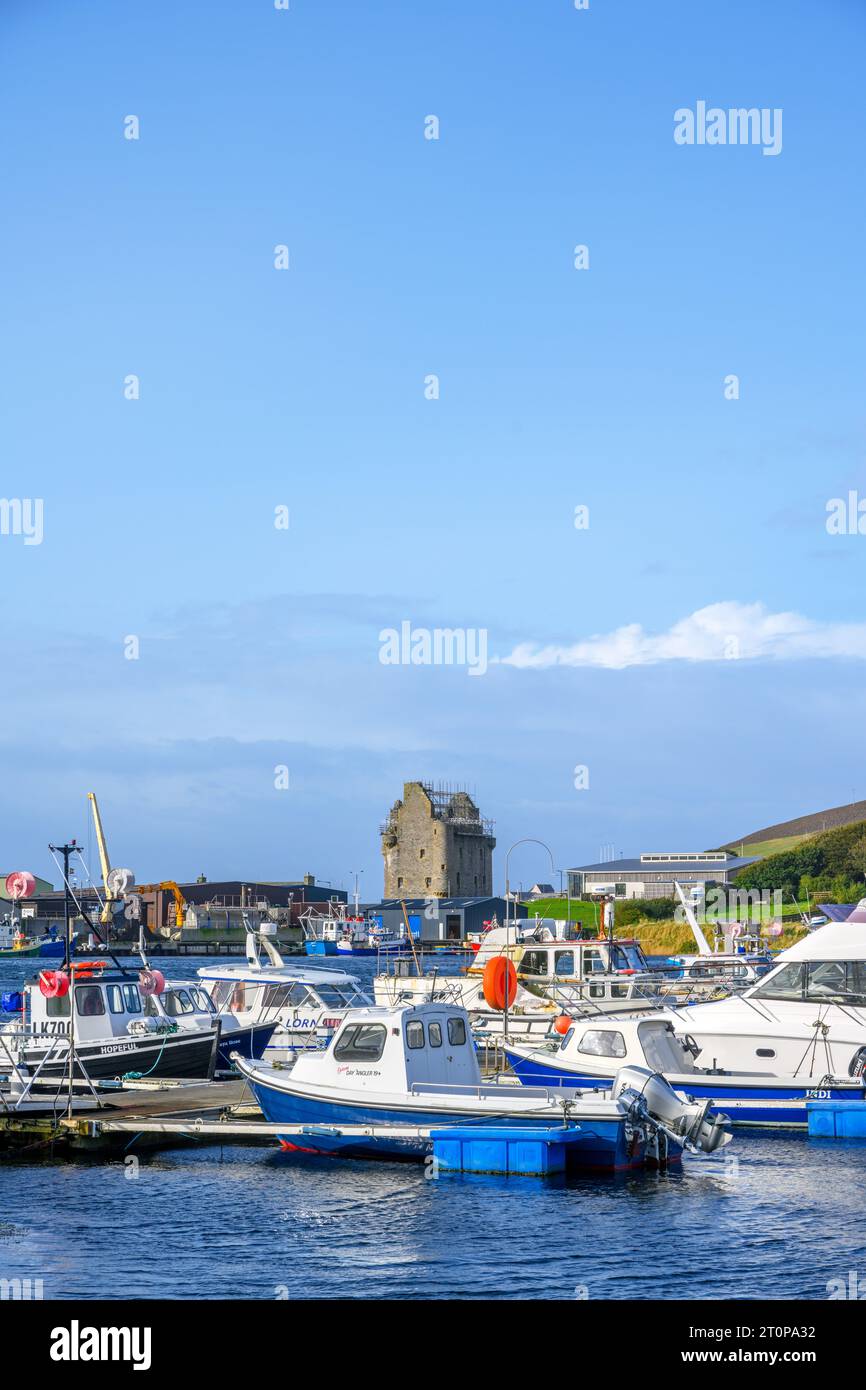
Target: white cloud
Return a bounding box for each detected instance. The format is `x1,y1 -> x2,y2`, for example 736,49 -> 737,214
500,601 -> 866,670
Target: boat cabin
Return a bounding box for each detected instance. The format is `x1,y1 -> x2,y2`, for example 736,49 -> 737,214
289,1002 -> 482,1094
553,1013 -> 698,1075
20,970 -> 217,1045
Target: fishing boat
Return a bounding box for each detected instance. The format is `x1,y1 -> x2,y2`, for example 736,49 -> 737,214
301,903 -> 407,957
0,918 -> 69,958
233,999 -> 730,1167
198,928 -> 372,1061
0,962 -> 222,1084
504,1010 -> 866,1128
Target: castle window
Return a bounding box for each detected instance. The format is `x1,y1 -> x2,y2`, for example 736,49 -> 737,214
397,877 -> 403,889
425,877 -> 431,889
419,848 -> 425,859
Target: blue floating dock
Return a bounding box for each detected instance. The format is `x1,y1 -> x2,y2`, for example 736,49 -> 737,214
807,1100 -> 866,1139
430,1125 -> 584,1175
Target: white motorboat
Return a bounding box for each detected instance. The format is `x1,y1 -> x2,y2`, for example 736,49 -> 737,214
198,929 -> 373,1061
671,914 -> 866,1078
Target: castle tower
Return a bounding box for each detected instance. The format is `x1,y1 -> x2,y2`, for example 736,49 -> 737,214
381,781 -> 496,898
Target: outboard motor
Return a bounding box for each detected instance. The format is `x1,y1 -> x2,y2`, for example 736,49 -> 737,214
848,1047 -> 866,1079
612,1064 -> 731,1154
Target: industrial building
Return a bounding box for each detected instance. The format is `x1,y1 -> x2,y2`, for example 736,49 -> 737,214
372,895 -> 524,944
381,782 -> 495,898
567,851 -> 760,901
138,877 -> 346,934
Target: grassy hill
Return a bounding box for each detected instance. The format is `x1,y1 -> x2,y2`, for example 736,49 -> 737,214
722,800 -> 866,853
733,816 -> 866,902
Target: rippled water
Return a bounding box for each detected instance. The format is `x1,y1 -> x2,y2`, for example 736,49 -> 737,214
2,952 -> 865,1300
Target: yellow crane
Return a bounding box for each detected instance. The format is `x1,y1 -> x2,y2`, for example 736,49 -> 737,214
132,882 -> 188,933
87,791 -> 116,926
87,793 -> 187,933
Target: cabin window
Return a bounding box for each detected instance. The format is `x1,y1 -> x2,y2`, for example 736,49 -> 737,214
428,1021 -> 443,1047
406,1020 -> 425,1049
583,949 -> 605,974
190,988 -> 215,1013
208,981 -> 233,1012
577,1029 -> 626,1058
163,989 -> 194,1016
614,945 -> 646,971
447,1017 -> 466,1045
46,996 -> 70,1018
520,950 -> 547,976
316,984 -> 357,1009
753,961 -> 866,1006
611,984 -> 630,998
588,983 -> 606,998
106,985 -> 126,1014
75,986 -> 105,1018
553,951 -> 575,975
333,1023 -> 386,1062
122,983 -> 142,1013
756,1048 -> 776,1058
259,983 -> 292,1009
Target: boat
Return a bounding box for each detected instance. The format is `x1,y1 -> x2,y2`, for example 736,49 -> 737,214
300,903 -> 407,957
670,914 -> 866,1079
374,919 -> 670,1037
198,928 -> 373,1061
0,962 -> 222,1084
504,1010 -> 866,1128
0,918 -> 70,958
233,999 -> 730,1167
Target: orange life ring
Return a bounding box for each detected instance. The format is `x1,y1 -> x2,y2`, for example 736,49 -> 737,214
482,956 -> 517,1010
72,960 -> 108,975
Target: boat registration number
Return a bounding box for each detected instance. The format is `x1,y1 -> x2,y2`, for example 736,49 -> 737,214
805,1089 -> 832,1099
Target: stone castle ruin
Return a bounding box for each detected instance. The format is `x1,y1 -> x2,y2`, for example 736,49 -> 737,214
381,782 -> 495,898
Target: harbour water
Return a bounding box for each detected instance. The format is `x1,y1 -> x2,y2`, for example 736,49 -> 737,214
2,954 -> 865,1301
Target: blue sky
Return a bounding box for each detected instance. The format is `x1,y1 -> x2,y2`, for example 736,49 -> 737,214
1,0 -> 865,894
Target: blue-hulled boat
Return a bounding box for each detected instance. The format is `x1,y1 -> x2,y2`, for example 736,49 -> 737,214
504,1011 -> 866,1128
234,1000 -> 730,1168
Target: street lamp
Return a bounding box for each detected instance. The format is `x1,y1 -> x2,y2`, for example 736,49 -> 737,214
503,838 -> 556,1043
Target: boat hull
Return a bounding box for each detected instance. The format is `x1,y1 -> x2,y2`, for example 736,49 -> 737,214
245,1072 -> 655,1170
504,1050 -> 866,1128
215,1021 -> 276,1070
19,1028 -> 220,1082
304,941 -> 338,956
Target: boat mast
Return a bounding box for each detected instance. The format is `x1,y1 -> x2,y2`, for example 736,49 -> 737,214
49,839 -> 79,1118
